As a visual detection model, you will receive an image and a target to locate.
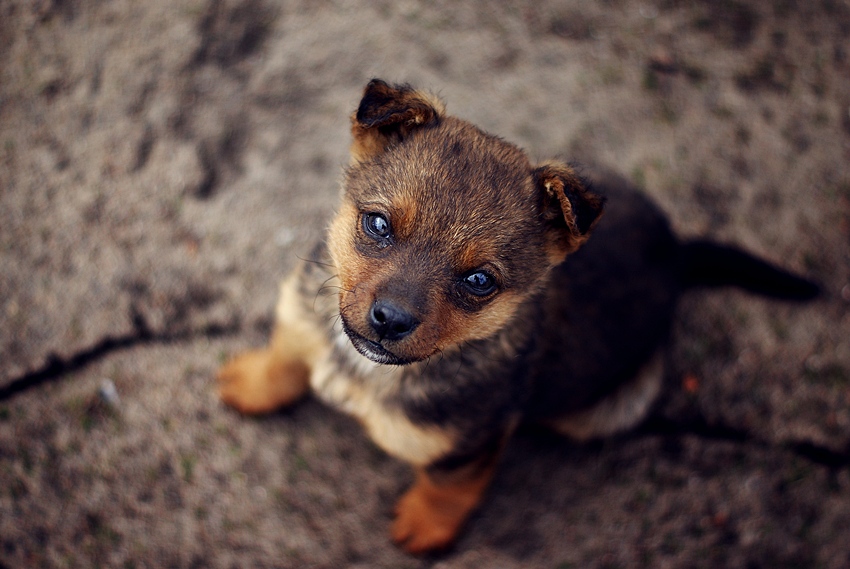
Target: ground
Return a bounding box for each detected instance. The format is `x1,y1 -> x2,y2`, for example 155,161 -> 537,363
1,1 -> 850,568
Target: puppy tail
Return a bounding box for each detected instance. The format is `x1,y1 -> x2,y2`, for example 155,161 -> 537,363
679,240 -> 821,300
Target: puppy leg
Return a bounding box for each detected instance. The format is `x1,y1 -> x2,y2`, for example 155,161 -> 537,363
217,327 -> 311,415
547,351 -> 663,441
391,450 -> 500,554
218,274 -> 324,415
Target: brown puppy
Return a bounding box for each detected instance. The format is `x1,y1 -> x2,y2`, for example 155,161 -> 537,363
217,79 -> 818,554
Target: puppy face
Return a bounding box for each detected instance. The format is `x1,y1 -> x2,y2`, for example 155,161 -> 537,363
327,80 -> 604,365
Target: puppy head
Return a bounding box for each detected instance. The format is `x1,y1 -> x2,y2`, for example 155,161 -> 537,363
328,79 -> 604,365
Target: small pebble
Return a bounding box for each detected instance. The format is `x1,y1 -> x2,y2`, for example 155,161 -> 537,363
99,379 -> 120,408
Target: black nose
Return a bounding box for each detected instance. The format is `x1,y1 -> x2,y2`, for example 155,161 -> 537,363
369,300 -> 419,341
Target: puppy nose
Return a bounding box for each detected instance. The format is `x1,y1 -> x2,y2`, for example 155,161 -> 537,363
369,300 -> 419,341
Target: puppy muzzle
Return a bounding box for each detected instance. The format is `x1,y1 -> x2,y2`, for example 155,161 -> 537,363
341,319 -> 420,366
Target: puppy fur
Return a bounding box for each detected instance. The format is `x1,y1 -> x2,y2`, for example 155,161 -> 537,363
218,79 -> 819,554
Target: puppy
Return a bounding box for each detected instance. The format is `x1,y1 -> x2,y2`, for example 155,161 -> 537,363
217,79 -> 819,554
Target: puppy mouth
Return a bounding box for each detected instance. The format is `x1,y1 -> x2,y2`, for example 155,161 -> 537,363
341,320 -> 418,366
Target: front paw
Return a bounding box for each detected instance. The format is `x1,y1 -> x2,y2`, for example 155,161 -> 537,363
217,349 -> 309,415
391,484 -> 462,555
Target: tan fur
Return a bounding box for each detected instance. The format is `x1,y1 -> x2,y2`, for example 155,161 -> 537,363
311,330 -> 457,466
330,205 -> 530,362
218,274 -> 326,414
391,462 -> 496,554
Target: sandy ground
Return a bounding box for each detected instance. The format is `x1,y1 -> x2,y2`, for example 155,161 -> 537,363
2,0 -> 850,567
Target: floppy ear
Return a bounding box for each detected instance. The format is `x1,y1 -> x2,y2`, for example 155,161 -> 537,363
533,161 -> 605,261
350,79 -> 445,163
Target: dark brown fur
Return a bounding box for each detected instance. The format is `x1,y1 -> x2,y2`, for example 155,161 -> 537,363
218,79 -> 818,554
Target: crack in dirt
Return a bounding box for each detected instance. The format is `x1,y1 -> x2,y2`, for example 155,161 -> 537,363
4,323 -> 847,473
0,318 -> 240,402
637,415 -> 850,470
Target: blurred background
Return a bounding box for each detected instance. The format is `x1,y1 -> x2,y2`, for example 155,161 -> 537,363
1,1 -> 849,567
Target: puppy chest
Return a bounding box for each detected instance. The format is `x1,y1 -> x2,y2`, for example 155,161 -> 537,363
310,359 -> 455,466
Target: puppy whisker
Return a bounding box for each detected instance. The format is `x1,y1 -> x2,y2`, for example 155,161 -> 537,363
296,254 -> 336,269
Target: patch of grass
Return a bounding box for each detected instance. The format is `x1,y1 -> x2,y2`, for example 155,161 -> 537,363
642,68 -> 660,91
66,395 -> 117,433
182,364 -> 199,380
274,488 -> 290,509
8,475 -> 27,499
802,252 -> 820,272
804,362 -> 849,387
631,166 -> 646,189
711,105 -> 735,119
195,434 -> 211,451
180,453 -> 197,483
784,458 -> 813,486
292,454 -> 309,472
769,316 -> 789,340
599,64 -> 623,85
221,517 -> 239,532
144,465 -> 159,485
634,487 -> 652,505
661,531 -> 681,555
658,101 -> 679,124
735,57 -> 794,93
811,77 -> 827,98
692,14 -> 714,31
68,314 -> 83,341
287,453 -> 310,484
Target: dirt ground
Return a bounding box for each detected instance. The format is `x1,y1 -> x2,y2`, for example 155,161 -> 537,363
2,0 -> 850,567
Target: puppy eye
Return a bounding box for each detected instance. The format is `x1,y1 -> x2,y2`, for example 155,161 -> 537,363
363,212 -> 391,239
463,271 -> 497,296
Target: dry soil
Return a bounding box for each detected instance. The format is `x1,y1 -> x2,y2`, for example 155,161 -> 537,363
2,1 -> 850,568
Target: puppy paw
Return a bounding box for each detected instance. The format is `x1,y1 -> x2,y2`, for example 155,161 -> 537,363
217,349 -> 309,415
391,485 -> 460,555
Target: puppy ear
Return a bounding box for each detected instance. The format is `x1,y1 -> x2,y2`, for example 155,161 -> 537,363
533,161 -> 605,261
350,79 -> 445,163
